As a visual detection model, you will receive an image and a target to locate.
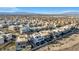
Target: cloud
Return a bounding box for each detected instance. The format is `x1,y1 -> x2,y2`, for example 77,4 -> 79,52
0,7 -> 19,12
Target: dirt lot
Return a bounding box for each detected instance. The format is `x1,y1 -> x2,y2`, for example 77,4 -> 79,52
0,41 -> 16,51
60,43 -> 79,51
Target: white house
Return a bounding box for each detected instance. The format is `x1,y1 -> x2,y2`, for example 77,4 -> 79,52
30,32 -> 46,46
20,25 -> 30,34
5,33 -> 13,41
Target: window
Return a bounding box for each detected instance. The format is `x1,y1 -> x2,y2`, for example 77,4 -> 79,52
36,36 -> 41,38
18,43 -> 20,45
21,46 -> 23,48
20,46 -> 25,48
12,35 -> 16,38
22,46 -> 25,48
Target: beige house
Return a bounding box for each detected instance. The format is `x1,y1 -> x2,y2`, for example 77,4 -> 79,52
16,35 -> 29,50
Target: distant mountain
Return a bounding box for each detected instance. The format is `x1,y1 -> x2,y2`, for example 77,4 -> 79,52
0,12 -> 38,16
63,12 -> 79,15
0,12 -> 79,16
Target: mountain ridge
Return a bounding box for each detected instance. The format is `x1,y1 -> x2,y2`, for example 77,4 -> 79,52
0,12 -> 79,16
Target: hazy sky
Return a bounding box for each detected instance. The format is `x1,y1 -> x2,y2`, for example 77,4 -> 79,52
0,7 -> 79,14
